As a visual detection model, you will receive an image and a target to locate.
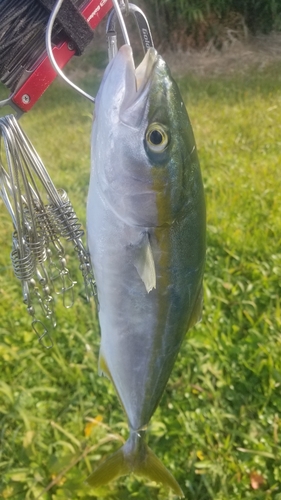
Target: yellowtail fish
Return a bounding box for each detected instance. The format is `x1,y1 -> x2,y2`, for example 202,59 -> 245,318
86,45 -> 206,496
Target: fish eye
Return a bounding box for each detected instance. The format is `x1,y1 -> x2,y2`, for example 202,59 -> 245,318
145,123 -> 169,153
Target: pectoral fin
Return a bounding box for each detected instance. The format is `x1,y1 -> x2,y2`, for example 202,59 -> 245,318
133,233 -> 156,293
98,350 -> 111,380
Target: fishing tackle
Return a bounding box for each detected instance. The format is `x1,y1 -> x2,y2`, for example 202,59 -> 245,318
0,0 -> 152,113
0,114 -> 97,347
0,0 -> 153,346
120,0 -> 129,16
0,0 -> 112,115
45,0 -> 96,103
45,0 -> 154,99
0,0 -> 111,345
106,2 -> 154,60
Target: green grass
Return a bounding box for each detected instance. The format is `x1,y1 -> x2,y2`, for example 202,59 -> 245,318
0,58 -> 281,499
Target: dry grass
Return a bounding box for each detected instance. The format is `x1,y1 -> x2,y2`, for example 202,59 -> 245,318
66,28 -> 281,82
163,32 -> 281,77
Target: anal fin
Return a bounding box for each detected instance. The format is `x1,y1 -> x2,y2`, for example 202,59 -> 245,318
98,350 -> 111,380
189,284 -> 204,329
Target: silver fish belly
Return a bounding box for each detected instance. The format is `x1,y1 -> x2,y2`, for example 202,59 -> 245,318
87,45 -> 206,496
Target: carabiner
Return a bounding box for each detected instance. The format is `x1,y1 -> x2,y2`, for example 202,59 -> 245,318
106,3 -> 154,61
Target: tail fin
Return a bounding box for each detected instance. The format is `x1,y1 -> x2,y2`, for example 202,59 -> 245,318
87,431 -> 184,497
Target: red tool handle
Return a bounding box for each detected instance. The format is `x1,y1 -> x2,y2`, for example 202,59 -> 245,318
12,0 -> 113,113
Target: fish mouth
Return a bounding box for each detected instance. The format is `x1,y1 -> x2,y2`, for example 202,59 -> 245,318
135,47 -> 158,92
95,45 -> 158,127
117,45 -> 158,110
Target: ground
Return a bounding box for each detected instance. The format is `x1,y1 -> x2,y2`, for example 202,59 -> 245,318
164,32 -> 281,77
66,30 -> 281,81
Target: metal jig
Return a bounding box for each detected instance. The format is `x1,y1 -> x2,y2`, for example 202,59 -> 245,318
0,114 -> 97,347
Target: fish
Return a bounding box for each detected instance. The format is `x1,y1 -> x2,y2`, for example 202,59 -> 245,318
86,44 -> 206,496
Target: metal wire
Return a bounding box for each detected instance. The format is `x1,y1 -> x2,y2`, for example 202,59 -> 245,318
106,3 -> 154,60
112,0 -> 131,45
0,114 -> 98,345
47,189 -> 84,241
0,0 -> 84,92
0,0 -> 60,91
45,0 -> 132,101
45,0 -> 96,103
123,0 -> 130,16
